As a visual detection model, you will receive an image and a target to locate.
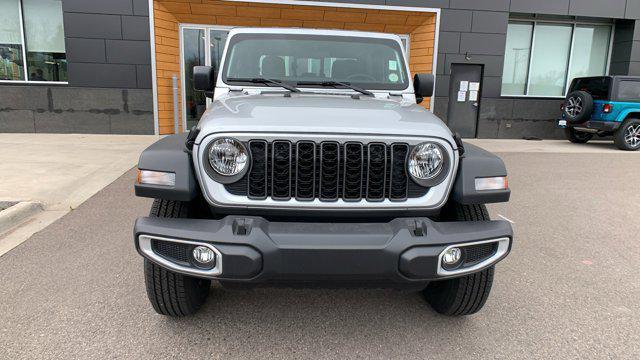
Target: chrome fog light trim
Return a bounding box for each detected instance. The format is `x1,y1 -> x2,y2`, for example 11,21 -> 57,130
138,234 -> 222,278
437,238 -> 510,277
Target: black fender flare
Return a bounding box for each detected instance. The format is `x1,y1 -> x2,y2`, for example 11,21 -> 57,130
451,143 -> 510,204
134,134 -> 199,201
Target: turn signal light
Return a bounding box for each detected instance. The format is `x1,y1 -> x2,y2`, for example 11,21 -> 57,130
603,103 -> 613,113
137,169 -> 176,186
475,176 -> 508,191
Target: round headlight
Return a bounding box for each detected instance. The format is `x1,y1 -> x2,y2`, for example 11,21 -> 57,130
408,142 -> 444,180
208,138 -> 248,176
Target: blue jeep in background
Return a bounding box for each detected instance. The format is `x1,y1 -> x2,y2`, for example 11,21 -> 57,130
558,76 -> 640,151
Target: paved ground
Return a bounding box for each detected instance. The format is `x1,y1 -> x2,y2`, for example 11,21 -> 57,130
0,134 -> 158,255
0,146 -> 639,359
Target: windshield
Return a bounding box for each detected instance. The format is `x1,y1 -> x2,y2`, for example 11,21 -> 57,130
222,33 -> 409,91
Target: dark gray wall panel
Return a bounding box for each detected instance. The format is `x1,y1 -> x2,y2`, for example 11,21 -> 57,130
105,40 -> 151,64
627,1 -> 640,19
52,88 -> 124,111
63,13 -> 122,39
35,112 -> 111,134
136,65 -> 152,89
133,0 -> 150,16
435,74 -> 450,97
0,110 -> 36,133
385,0 -> 450,8
110,113 -> 155,134
511,99 -> 563,120
0,86 -> 49,110
629,61 -> 640,75
436,52 -> 446,74
67,63 -> 138,88
127,89 -> 154,112
471,11 -> 508,34
449,0 -> 509,12
480,76 -> 502,98
459,33 -> 506,55
440,9 -> 472,32
609,61 -> 630,75
568,0 -> 626,19
123,16 -> 150,41
438,31 -> 460,53
433,96 -> 449,122
65,38 -> 106,63
509,0 -> 569,15
62,0 -> 133,15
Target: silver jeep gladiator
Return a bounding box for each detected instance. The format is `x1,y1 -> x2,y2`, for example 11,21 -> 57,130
134,28 -> 513,317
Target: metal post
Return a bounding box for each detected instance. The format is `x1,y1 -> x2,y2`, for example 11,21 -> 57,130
172,74 -> 179,133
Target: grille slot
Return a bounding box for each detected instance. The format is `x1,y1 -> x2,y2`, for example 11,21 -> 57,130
320,142 -> 340,201
389,144 -> 410,201
271,141 -> 292,200
225,140 -> 430,202
247,140 -> 268,199
296,141 -> 316,200
366,143 -> 386,201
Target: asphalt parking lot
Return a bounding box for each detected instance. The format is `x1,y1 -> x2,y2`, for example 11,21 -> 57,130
1,144 -> 639,359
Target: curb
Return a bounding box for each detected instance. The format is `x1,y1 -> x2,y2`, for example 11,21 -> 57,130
0,201 -> 44,235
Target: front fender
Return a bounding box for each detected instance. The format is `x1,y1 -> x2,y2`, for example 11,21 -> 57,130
450,143 -> 510,204
135,134 -> 199,201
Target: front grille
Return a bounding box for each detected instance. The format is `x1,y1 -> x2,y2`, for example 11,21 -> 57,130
225,141 -> 429,202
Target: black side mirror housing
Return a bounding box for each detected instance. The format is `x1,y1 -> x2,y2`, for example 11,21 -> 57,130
193,65 -> 216,94
413,73 -> 434,104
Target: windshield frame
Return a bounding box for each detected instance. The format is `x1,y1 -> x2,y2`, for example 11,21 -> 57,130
219,32 -> 411,92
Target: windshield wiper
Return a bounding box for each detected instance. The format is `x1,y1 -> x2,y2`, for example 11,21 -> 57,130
296,81 -> 374,97
227,77 -> 301,93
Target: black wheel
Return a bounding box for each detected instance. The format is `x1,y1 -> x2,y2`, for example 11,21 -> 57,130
143,199 -> 211,316
563,90 -> 593,124
614,118 -> 640,151
565,128 -> 593,143
424,203 -> 495,316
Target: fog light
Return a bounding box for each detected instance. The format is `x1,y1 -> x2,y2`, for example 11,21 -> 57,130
192,246 -> 216,265
442,247 -> 462,265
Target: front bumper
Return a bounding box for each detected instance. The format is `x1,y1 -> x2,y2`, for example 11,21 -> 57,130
134,216 -> 513,285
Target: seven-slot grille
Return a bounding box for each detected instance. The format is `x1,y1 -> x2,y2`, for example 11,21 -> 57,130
225,140 -> 429,202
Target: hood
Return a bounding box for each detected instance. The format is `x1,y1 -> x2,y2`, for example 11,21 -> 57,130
196,92 -> 454,144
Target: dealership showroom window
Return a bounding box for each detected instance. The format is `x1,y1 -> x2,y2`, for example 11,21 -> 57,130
0,0 -> 67,83
501,19 -> 612,97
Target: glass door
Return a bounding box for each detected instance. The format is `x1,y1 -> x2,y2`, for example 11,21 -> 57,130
180,25 -> 231,130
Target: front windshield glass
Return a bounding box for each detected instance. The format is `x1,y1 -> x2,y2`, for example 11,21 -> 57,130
222,33 -> 409,91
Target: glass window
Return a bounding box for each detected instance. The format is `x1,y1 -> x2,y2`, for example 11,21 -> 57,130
568,25 -> 611,81
0,0 -> 66,82
617,81 -> 640,102
182,28 -> 206,129
569,77 -> 611,100
223,34 -> 409,90
501,21 -> 612,97
0,0 -> 24,80
501,22 -> 533,95
22,0 -> 66,81
528,23 -> 573,96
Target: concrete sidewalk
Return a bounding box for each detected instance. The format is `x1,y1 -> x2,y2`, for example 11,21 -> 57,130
0,134 -> 158,255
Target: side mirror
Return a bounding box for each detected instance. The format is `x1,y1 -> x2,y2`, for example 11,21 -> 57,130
413,73 -> 434,104
193,65 -> 215,93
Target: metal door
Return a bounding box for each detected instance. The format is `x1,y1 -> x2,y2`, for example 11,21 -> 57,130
447,64 -> 483,137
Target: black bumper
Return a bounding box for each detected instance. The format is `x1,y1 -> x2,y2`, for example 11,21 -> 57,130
571,120 -> 621,132
134,216 -> 513,285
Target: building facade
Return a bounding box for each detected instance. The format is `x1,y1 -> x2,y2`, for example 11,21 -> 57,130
1,0 -> 639,138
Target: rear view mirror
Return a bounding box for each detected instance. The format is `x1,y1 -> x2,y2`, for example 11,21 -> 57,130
413,73 -> 434,104
193,65 -> 216,93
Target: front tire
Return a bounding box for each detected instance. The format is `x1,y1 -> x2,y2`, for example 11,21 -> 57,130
614,118 -> 640,151
565,127 -> 593,143
424,203 -> 495,316
143,199 -> 211,316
